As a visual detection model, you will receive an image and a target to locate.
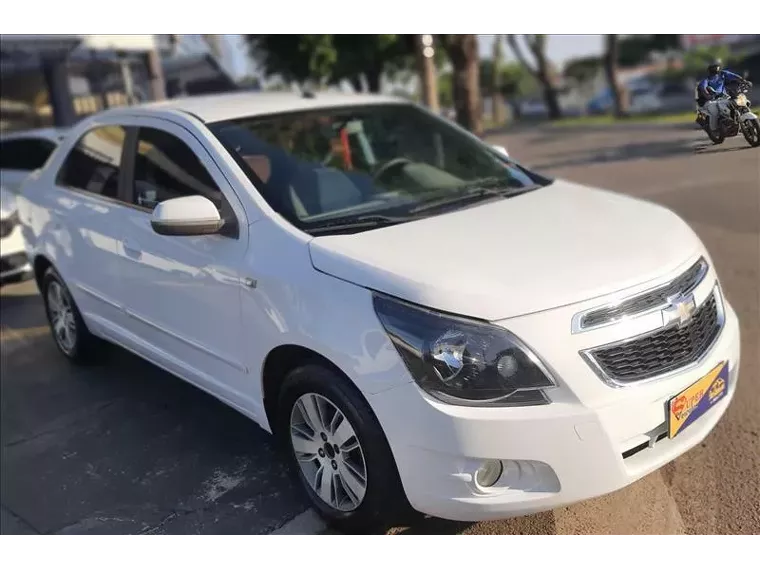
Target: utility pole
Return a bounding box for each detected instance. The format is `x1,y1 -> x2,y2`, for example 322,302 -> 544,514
415,34 -> 439,114
145,44 -> 167,101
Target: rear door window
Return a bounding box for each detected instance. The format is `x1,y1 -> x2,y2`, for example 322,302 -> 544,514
56,126 -> 127,200
0,137 -> 57,171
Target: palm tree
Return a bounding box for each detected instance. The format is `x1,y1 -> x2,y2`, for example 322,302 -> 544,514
439,35 -> 483,135
491,35 -> 506,125
605,35 -> 628,117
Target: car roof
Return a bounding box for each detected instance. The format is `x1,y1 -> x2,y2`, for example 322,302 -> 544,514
0,127 -> 67,143
136,91 -> 411,123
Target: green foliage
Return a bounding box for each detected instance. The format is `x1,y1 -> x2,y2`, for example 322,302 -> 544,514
478,59 -> 535,98
246,35 -> 446,91
617,34 -> 681,67
563,55 -> 603,84
683,45 -> 736,75
247,35 -> 337,85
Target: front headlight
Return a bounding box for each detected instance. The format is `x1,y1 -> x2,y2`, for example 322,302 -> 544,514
373,294 -> 557,407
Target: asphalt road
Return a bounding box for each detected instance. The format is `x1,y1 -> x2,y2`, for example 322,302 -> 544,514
1,123 -> 758,535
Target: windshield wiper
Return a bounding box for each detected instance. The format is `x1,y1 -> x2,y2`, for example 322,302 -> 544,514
410,183 -> 536,215
308,214 -> 412,235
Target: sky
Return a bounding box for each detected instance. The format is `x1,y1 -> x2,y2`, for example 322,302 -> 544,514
218,34 -> 606,80
479,34 -> 604,65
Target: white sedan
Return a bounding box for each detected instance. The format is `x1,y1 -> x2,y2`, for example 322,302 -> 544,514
16,92 -> 740,531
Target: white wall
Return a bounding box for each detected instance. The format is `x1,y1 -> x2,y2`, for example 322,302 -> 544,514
82,35 -> 156,52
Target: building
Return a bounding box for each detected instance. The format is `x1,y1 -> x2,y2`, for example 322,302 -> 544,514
0,35 -> 239,133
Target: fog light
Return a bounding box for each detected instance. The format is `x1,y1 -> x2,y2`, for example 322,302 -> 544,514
475,459 -> 503,488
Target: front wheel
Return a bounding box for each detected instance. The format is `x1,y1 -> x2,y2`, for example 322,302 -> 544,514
277,364 -> 410,533
706,128 -> 725,145
742,118 -> 760,147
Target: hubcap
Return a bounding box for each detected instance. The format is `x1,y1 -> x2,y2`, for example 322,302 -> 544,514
289,393 -> 367,512
47,281 -> 77,354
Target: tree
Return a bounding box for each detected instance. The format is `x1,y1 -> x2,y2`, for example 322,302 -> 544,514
414,34 -> 440,112
507,35 -> 562,119
604,35 -> 628,118
491,35 -> 506,125
438,34 -> 482,135
331,35 -> 409,93
246,35 -> 336,89
618,35 -> 681,67
563,55 -> 603,86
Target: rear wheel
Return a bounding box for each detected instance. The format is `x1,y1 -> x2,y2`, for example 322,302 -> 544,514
41,267 -> 102,364
276,364 -> 410,533
742,118 -> 760,147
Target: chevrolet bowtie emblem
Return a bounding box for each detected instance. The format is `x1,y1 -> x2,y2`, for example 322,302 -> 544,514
662,293 -> 697,328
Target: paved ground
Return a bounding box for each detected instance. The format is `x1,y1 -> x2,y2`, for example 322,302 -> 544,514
1,123 -> 758,535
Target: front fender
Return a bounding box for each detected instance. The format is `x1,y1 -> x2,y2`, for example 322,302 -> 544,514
740,111 -> 758,121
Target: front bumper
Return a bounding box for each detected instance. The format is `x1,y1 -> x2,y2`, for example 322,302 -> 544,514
0,223 -> 32,282
368,302 -> 740,522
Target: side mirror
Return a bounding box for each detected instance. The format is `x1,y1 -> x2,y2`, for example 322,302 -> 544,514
491,144 -> 509,158
150,195 -> 223,236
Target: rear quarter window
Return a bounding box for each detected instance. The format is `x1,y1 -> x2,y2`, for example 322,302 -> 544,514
56,126 -> 127,199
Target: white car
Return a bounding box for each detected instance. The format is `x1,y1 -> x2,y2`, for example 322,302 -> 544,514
1,128 -> 66,283
17,93 -> 740,531
1,186 -> 32,283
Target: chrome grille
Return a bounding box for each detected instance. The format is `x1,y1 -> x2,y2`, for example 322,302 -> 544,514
575,257 -> 708,332
583,290 -> 723,385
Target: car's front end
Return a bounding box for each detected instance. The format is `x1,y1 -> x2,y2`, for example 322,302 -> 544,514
0,188 -> 32,285
364,253 -> 739,521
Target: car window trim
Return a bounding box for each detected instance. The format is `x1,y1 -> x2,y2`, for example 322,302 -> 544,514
53,124 -> 134,208
121,123 -> 240,240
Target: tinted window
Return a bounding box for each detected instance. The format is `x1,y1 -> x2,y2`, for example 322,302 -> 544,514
57,126 -> 126,199
0,138 -> 57,171
132,127 -> 221,210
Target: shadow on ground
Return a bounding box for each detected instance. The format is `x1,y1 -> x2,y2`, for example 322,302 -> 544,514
528,139 -> 753,170
382,510 -> 557,535
1,282 -> 309,535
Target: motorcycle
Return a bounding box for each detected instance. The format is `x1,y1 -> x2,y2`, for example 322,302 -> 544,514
696,79 -> 760,147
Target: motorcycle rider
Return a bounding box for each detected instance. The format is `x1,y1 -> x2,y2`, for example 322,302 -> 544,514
696,59 -> 749,133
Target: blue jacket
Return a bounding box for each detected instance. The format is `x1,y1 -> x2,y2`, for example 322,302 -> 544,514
697,70 -> 744,99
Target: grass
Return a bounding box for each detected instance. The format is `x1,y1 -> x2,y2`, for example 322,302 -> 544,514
552,110 -> 697,127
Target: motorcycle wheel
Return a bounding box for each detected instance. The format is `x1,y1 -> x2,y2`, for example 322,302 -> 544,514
707,129 -> 725,145
742,118 -> 760,147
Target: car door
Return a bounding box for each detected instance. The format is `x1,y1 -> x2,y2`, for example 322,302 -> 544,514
0,136 -> 57,194
115,118 -> 253,411
49,124 -> 131,334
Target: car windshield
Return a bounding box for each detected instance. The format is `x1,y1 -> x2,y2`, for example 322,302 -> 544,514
208,103 -> 552,235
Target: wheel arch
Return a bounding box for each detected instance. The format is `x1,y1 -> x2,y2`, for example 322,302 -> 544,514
32,253 -> 54,291
261,344 -> 360,434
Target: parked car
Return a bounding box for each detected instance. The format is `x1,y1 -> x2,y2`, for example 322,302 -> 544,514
0,128 -> 66,283
17,93 -> 740,531
1,187 -> 32,284
0,128 -> 66,195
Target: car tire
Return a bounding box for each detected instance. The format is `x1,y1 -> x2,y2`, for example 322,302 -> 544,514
277,364 -> 411,533
41,267 -> 102,364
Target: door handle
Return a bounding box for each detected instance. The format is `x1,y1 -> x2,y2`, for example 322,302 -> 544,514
123,238 -> 142,257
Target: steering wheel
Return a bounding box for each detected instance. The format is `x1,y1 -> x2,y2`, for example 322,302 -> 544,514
372,157 -> 412,182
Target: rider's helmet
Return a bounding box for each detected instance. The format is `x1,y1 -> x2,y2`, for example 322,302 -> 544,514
707,59 -> 723,76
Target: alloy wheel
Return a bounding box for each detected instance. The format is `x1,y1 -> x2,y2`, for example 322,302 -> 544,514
289,392 -> 368,512
47,281 -> 77,354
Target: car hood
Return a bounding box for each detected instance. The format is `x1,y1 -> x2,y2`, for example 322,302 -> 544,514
0,187 -> 17,219
308,181 -> 703,322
